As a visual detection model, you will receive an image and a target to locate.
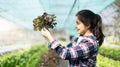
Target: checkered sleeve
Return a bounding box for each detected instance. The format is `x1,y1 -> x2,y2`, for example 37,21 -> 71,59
49,38 -> 95,60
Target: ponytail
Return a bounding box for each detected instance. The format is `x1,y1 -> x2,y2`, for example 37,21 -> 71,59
92,14 -> 105,46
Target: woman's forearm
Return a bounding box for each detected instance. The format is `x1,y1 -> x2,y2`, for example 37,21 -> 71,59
49,36 -> 54,43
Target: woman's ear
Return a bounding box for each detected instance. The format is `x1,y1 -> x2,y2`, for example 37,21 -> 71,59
87,24 -> 91,29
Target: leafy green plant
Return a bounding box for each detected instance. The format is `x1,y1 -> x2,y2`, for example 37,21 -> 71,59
97,54 -> 120,67
115,42 -> 120,45
33,12 -> 57,31
99,46 -> 120,61
0,44 -> 47,67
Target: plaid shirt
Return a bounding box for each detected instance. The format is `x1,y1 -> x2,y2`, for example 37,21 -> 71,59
49,35 -> 98,67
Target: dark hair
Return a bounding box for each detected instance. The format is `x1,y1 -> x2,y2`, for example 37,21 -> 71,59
76,9 -> 105,46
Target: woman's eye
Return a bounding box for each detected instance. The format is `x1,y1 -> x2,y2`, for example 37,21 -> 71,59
76,22 -> 80,24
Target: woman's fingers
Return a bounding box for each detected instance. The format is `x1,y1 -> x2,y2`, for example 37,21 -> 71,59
42,28 -> 48,32
41,29 -> 44,35
42,28 -> 46,31
41,28 -> 49,38
41,28 -> 54,42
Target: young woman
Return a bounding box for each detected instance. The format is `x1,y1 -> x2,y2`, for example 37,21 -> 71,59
41,9 -> 105,67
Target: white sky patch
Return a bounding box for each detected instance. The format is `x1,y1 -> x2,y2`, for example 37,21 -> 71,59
0,18 -> 18,32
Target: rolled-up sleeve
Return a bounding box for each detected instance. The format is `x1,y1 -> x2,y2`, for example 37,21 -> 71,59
49,39 -> 96,60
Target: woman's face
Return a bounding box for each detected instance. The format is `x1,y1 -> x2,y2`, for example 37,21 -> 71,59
75,17 -> 89,35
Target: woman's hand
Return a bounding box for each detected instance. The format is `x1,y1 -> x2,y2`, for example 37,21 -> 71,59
41,28 -> 54,43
